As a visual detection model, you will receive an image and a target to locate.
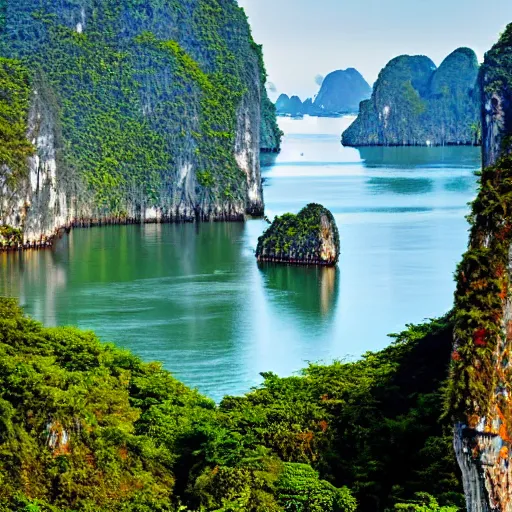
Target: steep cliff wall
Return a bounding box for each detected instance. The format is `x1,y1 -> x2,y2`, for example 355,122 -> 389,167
448,24 -> 512,512
0,0 -> 281,248
342,49 -> 480,147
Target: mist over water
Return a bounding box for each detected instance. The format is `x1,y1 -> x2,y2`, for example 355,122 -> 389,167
0,116 -> 480,400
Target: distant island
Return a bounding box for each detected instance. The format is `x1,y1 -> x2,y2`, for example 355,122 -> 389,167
342,48 -> 480,146
275,68 -> 371,117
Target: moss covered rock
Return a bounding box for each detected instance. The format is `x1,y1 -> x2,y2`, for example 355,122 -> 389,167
256,203 -> 340,266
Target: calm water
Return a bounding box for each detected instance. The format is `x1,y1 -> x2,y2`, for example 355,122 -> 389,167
0,116 -> 480,400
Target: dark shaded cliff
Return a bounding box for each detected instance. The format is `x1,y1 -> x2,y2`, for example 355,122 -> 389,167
447,24 -> 512,512
0,0 -> 281,247
342,49 -> 480,147
313,68 -> 371,115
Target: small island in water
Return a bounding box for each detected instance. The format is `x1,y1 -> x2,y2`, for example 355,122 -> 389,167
256,203 -> 340,266
342,47 -> 480,146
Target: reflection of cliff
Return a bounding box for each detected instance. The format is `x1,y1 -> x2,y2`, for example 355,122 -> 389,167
0,222 -> 255,399
258,264 -> 339,321
0,246 -> 67,325
260,152 -> 279,169
357,146 -> 481,168
366,177 -> 433,195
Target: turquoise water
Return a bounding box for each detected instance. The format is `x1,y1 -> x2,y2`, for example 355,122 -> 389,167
0,116 -> 480,400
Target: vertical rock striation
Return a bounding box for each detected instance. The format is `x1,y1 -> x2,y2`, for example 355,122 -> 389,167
449,23 -> 512,512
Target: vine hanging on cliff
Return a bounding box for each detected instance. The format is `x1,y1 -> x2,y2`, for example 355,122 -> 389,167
447,153 -> 512,421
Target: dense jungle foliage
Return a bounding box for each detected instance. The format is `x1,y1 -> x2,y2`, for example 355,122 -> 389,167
0,0 -> 280,218
0,298 -> 463,511
342,48 -> 480,147
447,154 -> 512,420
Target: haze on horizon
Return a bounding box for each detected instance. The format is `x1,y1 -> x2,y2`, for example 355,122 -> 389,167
238,0 -> 512,101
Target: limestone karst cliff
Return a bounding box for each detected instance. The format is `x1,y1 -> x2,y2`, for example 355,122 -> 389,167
342,48 -> 480,147
256,203 -> 340,266
448,23 -> 512,512
0,0 -> 281,248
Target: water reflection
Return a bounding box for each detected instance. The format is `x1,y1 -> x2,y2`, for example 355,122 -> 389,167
258,264 -> 339,321
0,247 -> 67,325
261,152 -> 279,168
444,176 -> 475,193
358,146 -> 480,168
366,177 -> 434,195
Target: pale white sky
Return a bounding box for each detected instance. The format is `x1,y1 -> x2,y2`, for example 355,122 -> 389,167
238,0 -> 512,101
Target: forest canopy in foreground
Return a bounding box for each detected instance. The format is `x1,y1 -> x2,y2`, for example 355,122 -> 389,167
0,298 -> 461,511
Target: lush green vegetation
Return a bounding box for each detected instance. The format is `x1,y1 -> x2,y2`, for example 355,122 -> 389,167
0,57 -> 34,219
0,225 -> 23,247
251,40 -> 282,152
0,298 -> 463,511
448,154 -> 512,420
342,49 -> 480,147
0,0 -> 280,219
256,203 -> 340,265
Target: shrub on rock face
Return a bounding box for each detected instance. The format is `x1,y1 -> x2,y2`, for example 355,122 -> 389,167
256,203 -> 340,266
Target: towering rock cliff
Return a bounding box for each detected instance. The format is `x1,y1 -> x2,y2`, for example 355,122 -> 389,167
342,49 -> 480,147
313,68 -> 371,115
448,24 -> 512,512
0,0 -> 281,248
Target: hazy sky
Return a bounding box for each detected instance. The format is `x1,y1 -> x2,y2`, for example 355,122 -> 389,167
237,0 -> 512,101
